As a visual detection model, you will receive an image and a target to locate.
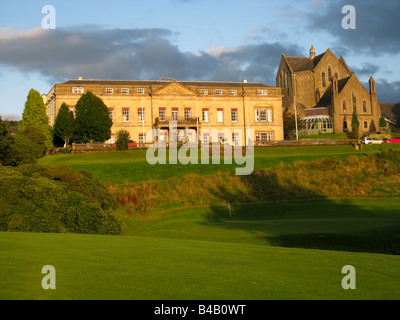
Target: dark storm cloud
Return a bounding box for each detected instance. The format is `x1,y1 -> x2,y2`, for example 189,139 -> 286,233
375,80 -> 400,103
351,62 -> 380,77
0,26 -> 303,86
308,0 -> 400,55
0,27 -> 177,82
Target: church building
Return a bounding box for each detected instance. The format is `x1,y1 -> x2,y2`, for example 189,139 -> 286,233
276,46 -> 381,136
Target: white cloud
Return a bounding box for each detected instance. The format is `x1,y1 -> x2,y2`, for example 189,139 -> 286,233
204,46 -> 242,58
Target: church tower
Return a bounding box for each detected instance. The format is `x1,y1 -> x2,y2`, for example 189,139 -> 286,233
310,45 -> 316,59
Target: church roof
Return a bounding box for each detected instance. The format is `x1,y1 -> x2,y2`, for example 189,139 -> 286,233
315,75 -> 353,108
283,48 -> 351,74
337,76 -> 351,92
284,52 -> 325,72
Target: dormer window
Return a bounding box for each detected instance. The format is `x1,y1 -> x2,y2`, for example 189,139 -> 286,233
72,87 -> 84,94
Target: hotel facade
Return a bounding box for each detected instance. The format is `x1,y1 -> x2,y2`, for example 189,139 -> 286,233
45,77 -> 284,146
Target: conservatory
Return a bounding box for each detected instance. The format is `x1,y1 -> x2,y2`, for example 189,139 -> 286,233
299,115 -> 333,136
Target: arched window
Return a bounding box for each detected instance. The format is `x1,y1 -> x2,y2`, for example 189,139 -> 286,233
316,89 -> 320,102
352,92 -> 357,112
322,70 -> 326,87
364,121 -> 368,129
286,72 -> 289,89
343,120 -> 348,132
335,71 -> 339,79
343,100 -> 347,112
363,101 -> 367,113
284,72 -> 287,88
328,65 -> 332,80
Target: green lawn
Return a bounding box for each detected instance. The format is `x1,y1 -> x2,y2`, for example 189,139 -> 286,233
120,199 -> 400,254
3,144 -> 399,300
38,144 -> 400,184
1,199 -> 400,300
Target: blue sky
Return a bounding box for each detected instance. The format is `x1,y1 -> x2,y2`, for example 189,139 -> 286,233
1,0 -> 400,120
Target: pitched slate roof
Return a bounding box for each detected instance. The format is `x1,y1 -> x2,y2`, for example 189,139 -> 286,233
62,79 -> 271,88
315,75 -> 353,108
284,52 -> 325,72
304,107 -> 330,116
284,48 -> 351,75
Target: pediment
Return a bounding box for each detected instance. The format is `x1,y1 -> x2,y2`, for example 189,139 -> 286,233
153,81 -> 196,95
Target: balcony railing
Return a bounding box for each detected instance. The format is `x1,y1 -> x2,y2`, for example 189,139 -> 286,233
155,117 -> 200,126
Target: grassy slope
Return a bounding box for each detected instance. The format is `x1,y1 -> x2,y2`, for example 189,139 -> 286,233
37,144 -> 400,184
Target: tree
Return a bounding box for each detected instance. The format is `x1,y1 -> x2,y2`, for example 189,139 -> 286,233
19,126 -> 46,158
115,129 -> 130,150
0,116 -> 40,166
283,113 -> 304,139
20,89 -> 53,149
379,115 -> 388,130
54,103 -> 75,147
350,109 -> 360,139
74,91 -> 112,143
0,116 -> 14,164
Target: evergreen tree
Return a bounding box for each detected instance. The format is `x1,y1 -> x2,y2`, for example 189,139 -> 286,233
54,103 -> 75,147
20,89 -> 53,149
115,129 -> 130,150
350,109 -> 360,139
379,115 -> 387,129
74,92 -> 112,143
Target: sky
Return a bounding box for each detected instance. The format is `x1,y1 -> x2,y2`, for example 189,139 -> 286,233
0,0 -> 400,120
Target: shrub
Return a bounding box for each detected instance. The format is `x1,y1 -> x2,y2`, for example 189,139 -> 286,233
0,165 -> 121,235
115,129 -> 130,150
0,117 -> 42,166
20,126 -> 47,157
6,135 -> 41,166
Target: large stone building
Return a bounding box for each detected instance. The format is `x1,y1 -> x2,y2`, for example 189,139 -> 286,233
45,77 -> 284,146
276,46 -> 381,135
